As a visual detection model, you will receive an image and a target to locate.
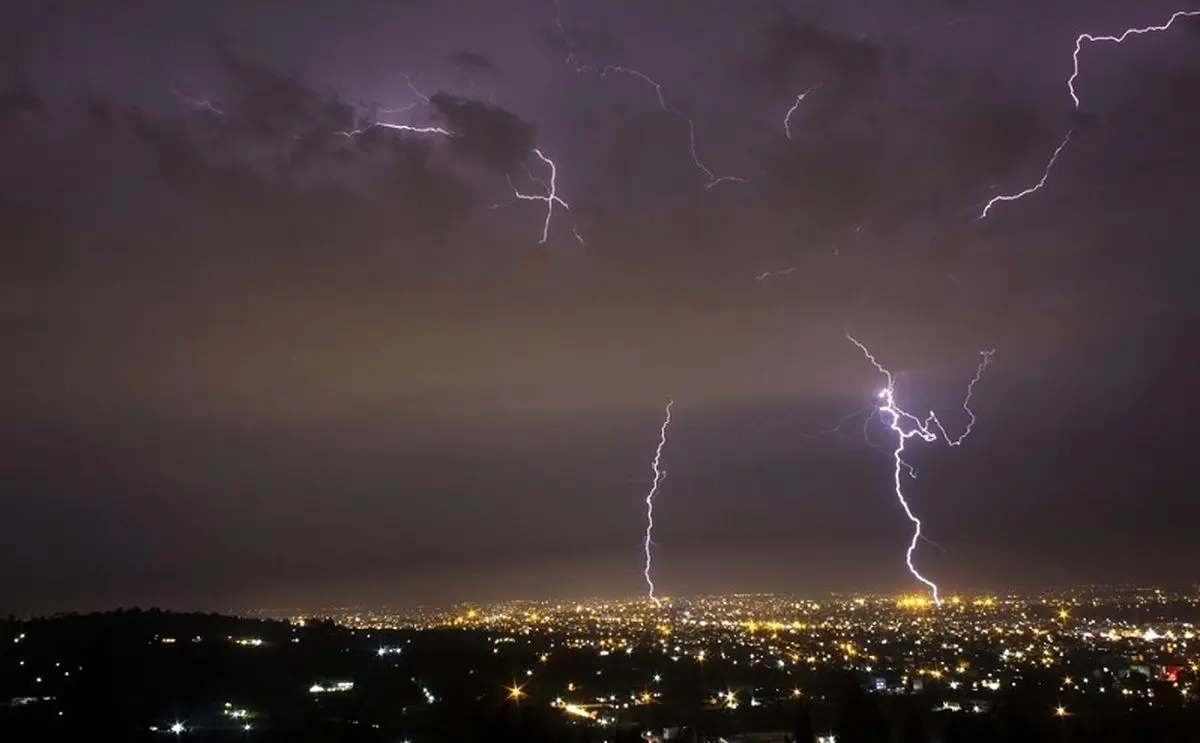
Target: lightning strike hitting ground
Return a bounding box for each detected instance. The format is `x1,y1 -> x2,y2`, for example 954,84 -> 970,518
846,333 -> 994,605
643,399 -> 674,607
783,83 -> 820,141
551,1 -> 745,189
1068,10 -> 1200,109
978,130 -> 1073,219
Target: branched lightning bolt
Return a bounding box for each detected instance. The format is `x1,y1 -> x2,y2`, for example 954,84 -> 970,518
978,130 -> 1073,219
495,148 -> 571,244
783,83 -> 821,141
375,74 -> 429,115
1068,10 -> 1200,108
983,9 -> 1200,218
552,1 -> 745,189
340,75 -> 452,139
643,398 -> 673,607
846,333 -> 994,606
175,72 -> 573,245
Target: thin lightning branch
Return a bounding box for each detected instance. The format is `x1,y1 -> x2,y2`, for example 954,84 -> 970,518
1068,10 -> 1200,108
846,333 -> 994,606
985,9 -> 1200,218
783,83 -> 821,141
335,122 -> 454,138
374,74 -> 428,115
799,403 -> 876,441
171,73 -> 571,244
401,73 -> 430,104
978,130 -> 1072,219
756,267 -> 796,281
171,84 -> 225,117
551,1 -> 745,189
366,75 -> 575,244
643,399 -> 674,607
501,148 -> 571,244
930,349 -> 995,445
342,75 -> 451,138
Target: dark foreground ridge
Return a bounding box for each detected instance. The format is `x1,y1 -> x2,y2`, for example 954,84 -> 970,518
2,608 -> 1198,742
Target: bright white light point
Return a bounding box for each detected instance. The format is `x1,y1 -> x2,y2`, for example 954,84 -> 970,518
170,722 -> 186,734
643,399 -> 674,606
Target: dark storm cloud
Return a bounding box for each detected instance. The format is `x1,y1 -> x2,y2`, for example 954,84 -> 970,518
209,44 -> 336,141
80,94 -> 113,126
763,133 -> 883,243
749,6 -> 888,97
428,92 -> 535,173
0,80 -> 42,130
4,0 -> 1200,612
449,50 -> 496,73
124,105 -> 274,207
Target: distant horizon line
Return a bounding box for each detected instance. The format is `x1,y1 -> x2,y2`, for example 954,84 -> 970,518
233,582 -> 1198,617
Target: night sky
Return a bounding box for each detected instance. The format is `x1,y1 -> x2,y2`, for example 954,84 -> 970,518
3,0 -> 1199,614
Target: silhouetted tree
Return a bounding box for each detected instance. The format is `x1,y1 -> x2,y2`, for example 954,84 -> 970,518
901,706 -> 926,743
834,674 -> 888,743
794,699 -> 815,742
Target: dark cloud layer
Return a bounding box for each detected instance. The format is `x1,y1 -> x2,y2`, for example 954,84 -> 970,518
1,0 -> 1199,612
429,92 -> 536,174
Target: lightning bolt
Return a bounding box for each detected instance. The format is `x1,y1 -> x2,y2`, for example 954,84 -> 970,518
177,69 -> 575,245
978,130 -> 1073,219
501,148 -> 571,244
783,83 -> 821,141
756,267 -> 796,281
335,122 -> 454,138
983,9 -> 1200,218
374,74 -> 429,115
846,333 -> 994,606
1068,10 -> 1200,109
551,1 -> 745,189
339,76 -> 452,139
643,398 -> 674,607
171,84 -> 225,117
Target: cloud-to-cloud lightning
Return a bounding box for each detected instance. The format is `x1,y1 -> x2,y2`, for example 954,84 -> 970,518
756,267 -> 796,281
979,130 -> 1073,219
171,84 -> 225,118
847,334 -> 994,605
502,148 -> 571,244
783,83 -> 820,141
643,399 -> 674,607
551,1 -> 745,189
176,68 -> 574,244
983,9 -> 1200,218
1067,10 -> 1200,109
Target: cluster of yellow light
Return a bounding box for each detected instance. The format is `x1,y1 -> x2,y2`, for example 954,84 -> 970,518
896,596 -> 932,610
562,703 -> 594,719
